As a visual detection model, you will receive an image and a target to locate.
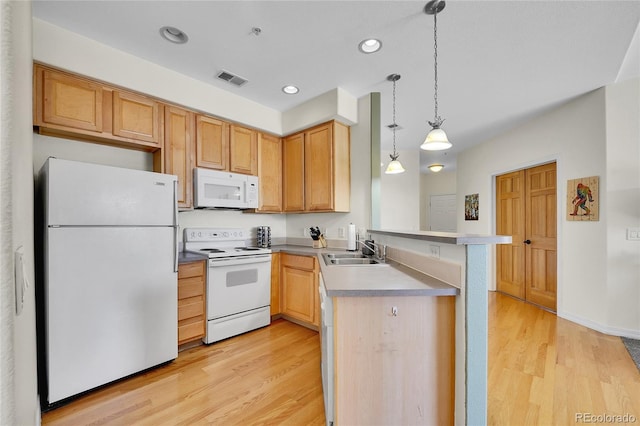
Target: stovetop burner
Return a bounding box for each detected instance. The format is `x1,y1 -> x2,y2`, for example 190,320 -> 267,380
183,227 -> 272,259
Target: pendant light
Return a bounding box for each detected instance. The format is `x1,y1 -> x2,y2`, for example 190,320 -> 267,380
385,74 -> 405,174
421,0 -> 452,151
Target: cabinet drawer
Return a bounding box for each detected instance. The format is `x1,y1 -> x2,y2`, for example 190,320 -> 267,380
178,298 -> 204,321
178,277 -> 204,299
178,319 -> 205,344
281,254 -> 315,271
178,261 -> 205,279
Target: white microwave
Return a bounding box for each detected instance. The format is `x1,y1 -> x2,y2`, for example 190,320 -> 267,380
193,168 -> 259,209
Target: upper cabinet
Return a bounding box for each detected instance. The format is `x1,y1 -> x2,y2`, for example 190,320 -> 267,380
112,90 -> 161,145
282,132 -> 306,212
256,133 -> 283,213
195,115 -> 229,171
40,68 -> 104,133
34,64 -> 162,153
283,121 -> 350,213
229,125 -> 258,175
164,106 -> 194,210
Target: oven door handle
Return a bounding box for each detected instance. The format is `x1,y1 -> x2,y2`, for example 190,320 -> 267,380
209,255 -> 271,267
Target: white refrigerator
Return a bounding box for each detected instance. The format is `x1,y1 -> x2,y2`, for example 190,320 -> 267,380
40,158 -> 179,405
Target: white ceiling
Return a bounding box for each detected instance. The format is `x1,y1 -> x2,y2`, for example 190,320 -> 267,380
32,0 -> 640,173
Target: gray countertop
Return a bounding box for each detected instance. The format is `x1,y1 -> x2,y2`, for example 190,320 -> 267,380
368,229 -> 512,245
178,251 -> 208,264
272,245 -> 459,298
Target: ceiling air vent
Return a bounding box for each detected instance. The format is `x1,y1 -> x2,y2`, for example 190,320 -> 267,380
216,70 -> 248,87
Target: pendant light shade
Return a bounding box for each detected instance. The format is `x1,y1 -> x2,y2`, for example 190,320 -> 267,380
385,157 -> 406,174
422,0 -> 452,151
421,127 -> 451,151
385,74 -> 405,175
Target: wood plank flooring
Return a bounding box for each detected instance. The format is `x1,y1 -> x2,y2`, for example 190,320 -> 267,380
489,292 -> 640,425
42,294 -> 640,425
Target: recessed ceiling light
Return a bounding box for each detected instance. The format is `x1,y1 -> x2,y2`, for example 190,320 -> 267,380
282,85 -> 299,95
358,38 -> 382,54
159,26 -> 188,44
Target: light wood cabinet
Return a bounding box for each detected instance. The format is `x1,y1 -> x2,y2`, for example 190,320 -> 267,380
39,67 -> 104,133
280,253 -> 319,327
33,64 -> 163,165
331,295 -> 455,425
195,114 -> 229,170
283,121 -> 350,213
229,124 -> 258,175
282,132 -> 305,212
256,133 -> 283,212
164,106 -> 194,209
178,261 -> 206,345
112,90 -> 161,145
270,253 -> 281,316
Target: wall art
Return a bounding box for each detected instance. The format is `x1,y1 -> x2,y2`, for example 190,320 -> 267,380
566,176 -> 599,221
465,193 -> 479,221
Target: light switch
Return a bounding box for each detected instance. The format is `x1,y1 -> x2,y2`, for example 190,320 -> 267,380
627,228 -> 640,241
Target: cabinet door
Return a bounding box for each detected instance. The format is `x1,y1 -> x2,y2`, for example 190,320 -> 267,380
178,261 -> 206,345
165,106 -> 194,209
257,133 -> 283,212
195,115 -> 229,170
305,123 -> 334,211
112,90 -> 161,145
281,254 -> 316,324
282,132 -> 305,212
229,125 -> 257,175
40,68 -> 104,133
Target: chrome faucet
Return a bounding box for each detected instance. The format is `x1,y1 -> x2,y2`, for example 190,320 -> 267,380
357,240 -> 387,262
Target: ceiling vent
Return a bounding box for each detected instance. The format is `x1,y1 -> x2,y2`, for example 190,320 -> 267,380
216,70 -> 248,87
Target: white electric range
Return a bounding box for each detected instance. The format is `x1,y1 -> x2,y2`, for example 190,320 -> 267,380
183,228 -> 272,344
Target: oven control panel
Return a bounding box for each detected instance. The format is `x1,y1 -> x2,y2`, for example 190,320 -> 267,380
184,228 -> 247,242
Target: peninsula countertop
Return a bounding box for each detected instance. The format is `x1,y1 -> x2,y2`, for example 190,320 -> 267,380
271,245 -> 459,298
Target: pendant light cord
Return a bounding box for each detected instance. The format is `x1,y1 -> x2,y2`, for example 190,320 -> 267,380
433,9 -> 439,123
392,77 -> 397,157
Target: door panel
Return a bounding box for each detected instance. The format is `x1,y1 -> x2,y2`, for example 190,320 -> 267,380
496,170 -> 525,299
525,163 -> 557,310
496,163 -> 557,311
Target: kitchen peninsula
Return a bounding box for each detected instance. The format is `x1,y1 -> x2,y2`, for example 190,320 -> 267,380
275,229 -> 511,425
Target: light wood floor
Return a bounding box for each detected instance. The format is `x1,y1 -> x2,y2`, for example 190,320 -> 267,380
42,294 -> 640,425
488,292 -> 640,425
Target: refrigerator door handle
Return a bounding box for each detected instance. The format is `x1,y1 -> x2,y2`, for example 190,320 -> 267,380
173,180 -> 179,273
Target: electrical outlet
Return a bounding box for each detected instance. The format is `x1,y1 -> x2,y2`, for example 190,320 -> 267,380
429,245 -> 440,259
338,227 -> 345,238
303,228 -> 309,237
358,228 -> 367,238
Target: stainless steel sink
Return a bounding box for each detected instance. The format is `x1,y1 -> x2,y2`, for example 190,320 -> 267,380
324,253 -> 367,259
322,253 -> 386,266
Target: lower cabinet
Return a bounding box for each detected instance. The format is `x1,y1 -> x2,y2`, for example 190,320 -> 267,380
280,253 -> 319,328
177,260 -> 206,345
330,295 -> 456,425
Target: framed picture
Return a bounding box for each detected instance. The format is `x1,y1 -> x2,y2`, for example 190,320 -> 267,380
566,176 -> 599,221
465,193 -> 479,221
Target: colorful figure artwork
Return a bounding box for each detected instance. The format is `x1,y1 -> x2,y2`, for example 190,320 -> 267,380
465,193 -> 479,221
566,176 -> 599,221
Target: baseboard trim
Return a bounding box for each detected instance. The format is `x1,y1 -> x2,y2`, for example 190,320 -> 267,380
558,311 -> 640,339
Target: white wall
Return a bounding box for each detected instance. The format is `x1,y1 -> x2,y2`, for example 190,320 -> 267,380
420,169 -> 457,231
1,0 -> 39,424
605,77 -> 640,336
457,81 -> 640,337
380,149 -> 420,231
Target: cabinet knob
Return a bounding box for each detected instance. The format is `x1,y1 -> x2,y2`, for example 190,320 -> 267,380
524,239 -> 532,245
